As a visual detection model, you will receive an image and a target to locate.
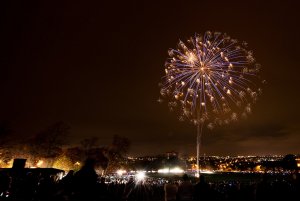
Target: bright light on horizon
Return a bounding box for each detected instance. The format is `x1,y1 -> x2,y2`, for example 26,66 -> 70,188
135,171 -> 146,181
116,169 -> 126,176
158,168 -> 169,174
200,170 -> 214,174
170,167 -> 184,173
158,167 -> 184,174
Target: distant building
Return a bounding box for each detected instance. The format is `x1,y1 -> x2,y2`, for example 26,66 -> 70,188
166,151 -> 178,159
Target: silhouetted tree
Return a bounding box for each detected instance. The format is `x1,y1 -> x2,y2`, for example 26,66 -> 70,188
65,147 -> 85,165
111,134 -> 130,157
0,121 -> 14,164
65,145 -> 108,172
80,136 -> 99,157
106,135 -> 130,173
282,154 -> 297,170
29,121 -> 70,166
88,147 -> 109,172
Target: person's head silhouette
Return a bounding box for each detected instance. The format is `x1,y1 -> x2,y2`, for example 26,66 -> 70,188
182,174 -> 189,181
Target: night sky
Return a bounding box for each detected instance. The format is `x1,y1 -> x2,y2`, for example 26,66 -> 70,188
1,0 -> 299,156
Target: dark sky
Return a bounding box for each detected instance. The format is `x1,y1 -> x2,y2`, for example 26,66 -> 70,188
1,0 -> 299,156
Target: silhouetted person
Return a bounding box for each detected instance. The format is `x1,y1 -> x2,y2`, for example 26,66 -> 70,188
194,175 -> 210,201
0,172 -> 11,199
73,158 -> 98,201
256,173 -> 271,201
62,170 -> 74,182
164,178 -> 178,201
36,174 -> 56,201
177,174 -> 193,201
59,170 -> 74,199
98,177 -> 109,200
22,172 -> 39,201
9,168 -> 28,201
122,176 -> 135,201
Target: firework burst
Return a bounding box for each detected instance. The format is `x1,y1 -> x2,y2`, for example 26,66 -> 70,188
160,31 -> 263,129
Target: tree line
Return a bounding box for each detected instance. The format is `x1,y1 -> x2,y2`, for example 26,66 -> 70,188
0,121 -> 130,173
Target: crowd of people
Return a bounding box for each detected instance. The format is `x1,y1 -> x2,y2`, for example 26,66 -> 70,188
0,159 -> 299,201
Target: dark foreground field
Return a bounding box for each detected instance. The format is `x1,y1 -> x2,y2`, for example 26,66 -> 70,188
0,169 -> 299,201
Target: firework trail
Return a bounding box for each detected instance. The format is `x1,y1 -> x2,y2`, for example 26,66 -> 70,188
159,31 -> 264,176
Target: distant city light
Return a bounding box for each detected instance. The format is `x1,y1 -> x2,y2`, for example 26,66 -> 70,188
200,170 -> 214,174
170,167 -> 184,173
158,167 -> 184,174
158,168 -> 169,174
116,169 -> 126,176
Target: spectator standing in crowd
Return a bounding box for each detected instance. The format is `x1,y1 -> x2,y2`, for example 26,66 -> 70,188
164,178 -> 178,201
72,158 -> 98,201
177,174 -> 193,201
194,175 -> 210,201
